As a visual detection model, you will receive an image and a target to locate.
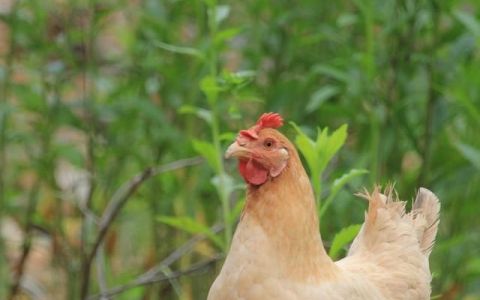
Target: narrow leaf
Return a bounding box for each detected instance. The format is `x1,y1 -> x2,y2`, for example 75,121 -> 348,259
306,86 -> 340,113
316,124 -> 348,174
215,5 -> 230,25
324,124 -> 348,160
215,27 -> 242,44
329,224 -> 362,260
219,132 -> 237,142
320,169 -> 368,217
153,41 -> 204,59
312,64 -> 349,83
211,173 -> 235,200
157,216 -> 224,249
290,122 -> 318,176
193,140 -> 219,172
179,105 -> 213,125
227,198 -> 245,224
453,10 -> 480,37
454,143 -> 480,170
465,257 -> 480,276
200,76 -> 223,105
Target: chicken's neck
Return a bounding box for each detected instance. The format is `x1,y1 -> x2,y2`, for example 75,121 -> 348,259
238,154 -> 337,281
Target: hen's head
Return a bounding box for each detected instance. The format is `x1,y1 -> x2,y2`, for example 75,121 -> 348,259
225,112 -> 294,186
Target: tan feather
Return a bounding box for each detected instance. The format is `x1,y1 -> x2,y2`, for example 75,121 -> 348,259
412,188 -> 441,256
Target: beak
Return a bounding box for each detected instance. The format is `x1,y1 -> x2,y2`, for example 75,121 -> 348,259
225,142 -> 250,159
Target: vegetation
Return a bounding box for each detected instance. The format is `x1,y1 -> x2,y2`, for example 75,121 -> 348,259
0,0 -> 479,299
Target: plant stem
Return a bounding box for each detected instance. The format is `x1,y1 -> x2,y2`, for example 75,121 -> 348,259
360,0 -> 375,80
79,157 -> 203,299
362,0 -> 379,183
212,115 -> 232,248
207,0 -> 218,79
418,0 -> 440,186
369,113 -> 380,183
79,0 -> 100,297
7,181 -> 41,300
205,0 -> 232,249
0,3 -> 18,297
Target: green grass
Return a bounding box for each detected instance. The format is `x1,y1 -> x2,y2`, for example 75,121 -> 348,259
0,0 -> 479,299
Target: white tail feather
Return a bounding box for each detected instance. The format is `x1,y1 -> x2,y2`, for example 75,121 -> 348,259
413,187 -> 440,256
350,186 -> 440,258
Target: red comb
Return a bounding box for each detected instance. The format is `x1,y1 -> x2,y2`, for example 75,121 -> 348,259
239,112 -> 284,140
256,112 -> 284,129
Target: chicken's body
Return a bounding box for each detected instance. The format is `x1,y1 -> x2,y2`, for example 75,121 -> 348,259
208,114 -> 440,300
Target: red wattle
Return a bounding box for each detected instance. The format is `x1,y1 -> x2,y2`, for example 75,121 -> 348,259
238,159 -> 268,186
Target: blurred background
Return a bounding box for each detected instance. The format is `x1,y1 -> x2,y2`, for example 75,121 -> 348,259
0,0 -> 479,299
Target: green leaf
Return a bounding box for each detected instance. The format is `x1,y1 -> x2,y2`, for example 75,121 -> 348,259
324,124 -> 348,158
200,76 -> 223,105
454,143 -> 480,170
306,85 -> 340,113
312,64 -> 349,83
119,286 -> 146,299
465,257 -> 480,276
227,198 -> 245,224
211,173 -> 235,200
319,169 -> 368,217
179,105 -> 213,125
193,140 -> 219,172
215,5 -> 230,25
290,122 -> 318,175
202,0 -> 215,7
221,70 -> 256,89
219,132 -> 237,142
153,40 -> 204,59
290,122 -> 349,201
328,224 -> 362,260
215,27 -> 242,45
317,124 -> 348,174
453,10 -> 480,38
337,13 -> 359,27
157,216 -> 224,250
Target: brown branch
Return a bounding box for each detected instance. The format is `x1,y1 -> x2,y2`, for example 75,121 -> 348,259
81,133 -> 98,256
8,232 -> 33,300
138,223 -> 223,281
0,1 -> 19,291
87,255 -> 222,300
80,156 -> 204,300
8,181 -> 41,300
95,244 -> 109,300
88,223 -> 222,300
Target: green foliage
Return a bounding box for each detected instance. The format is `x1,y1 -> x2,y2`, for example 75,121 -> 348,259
291,122 -> 365,217
193,140 -> 219,172
153,40 -> 205,59
319,169 -> 369,219
328,224 -> 362,260
290,123 -> 366,257
293,123 -> 347,180
454,143 -> 480,170
306,85 -> 341,113
157,216 -> 224,250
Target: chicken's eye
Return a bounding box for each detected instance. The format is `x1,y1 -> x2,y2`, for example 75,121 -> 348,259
264,139 -> 274,149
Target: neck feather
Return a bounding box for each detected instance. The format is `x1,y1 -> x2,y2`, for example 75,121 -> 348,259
239,151 -> 337,281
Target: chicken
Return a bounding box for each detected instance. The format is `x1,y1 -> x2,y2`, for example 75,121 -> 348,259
208,112 -> 440,300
